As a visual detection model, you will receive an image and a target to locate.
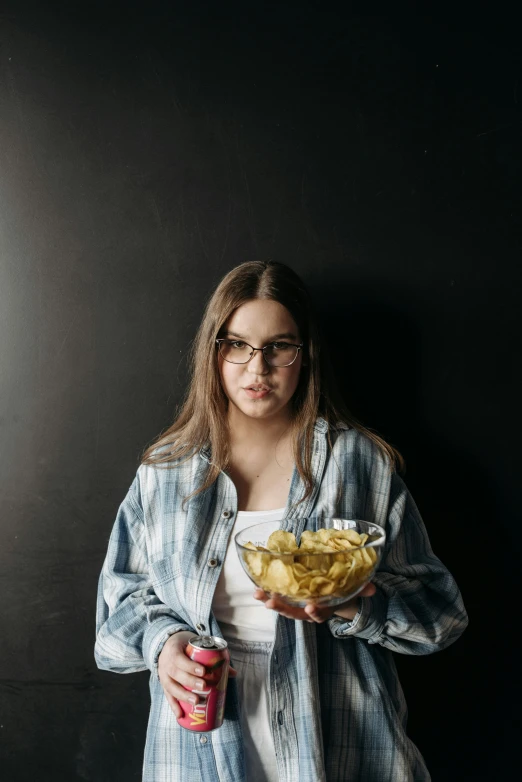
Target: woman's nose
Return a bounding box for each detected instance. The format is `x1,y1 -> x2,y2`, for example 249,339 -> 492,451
248,349 -> 269,374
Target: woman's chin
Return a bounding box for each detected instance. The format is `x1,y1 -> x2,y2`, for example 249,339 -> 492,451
231,399 -> 290,422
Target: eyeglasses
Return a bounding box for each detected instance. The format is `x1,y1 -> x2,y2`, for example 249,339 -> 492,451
216,338 -> 303,367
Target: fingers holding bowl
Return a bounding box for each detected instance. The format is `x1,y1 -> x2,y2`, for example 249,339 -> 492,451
254,588 -> 331,622
254,582 -> 377,623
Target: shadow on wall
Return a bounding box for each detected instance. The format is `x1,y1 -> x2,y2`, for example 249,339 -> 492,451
311,278 -> 421,444
311,278 -> 517,780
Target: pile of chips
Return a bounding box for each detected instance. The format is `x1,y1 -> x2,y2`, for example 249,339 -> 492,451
242,528 -> 379,602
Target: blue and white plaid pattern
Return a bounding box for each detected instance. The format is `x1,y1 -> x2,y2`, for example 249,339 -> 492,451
95,420 -> 468,781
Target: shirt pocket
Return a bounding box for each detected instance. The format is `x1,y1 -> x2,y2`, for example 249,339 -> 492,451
149,552 -> 188,621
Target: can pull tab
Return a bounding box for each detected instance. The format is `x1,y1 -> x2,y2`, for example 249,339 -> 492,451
199,636 -> 217,648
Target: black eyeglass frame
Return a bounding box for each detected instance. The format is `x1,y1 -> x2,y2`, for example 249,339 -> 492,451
215,338 -> 304,367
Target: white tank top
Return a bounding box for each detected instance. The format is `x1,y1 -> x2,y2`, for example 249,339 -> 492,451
212,507 -> 285,642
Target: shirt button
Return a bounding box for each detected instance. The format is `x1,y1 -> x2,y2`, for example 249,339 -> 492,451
222,510 -> 232,519
200,735 -> 208,744
207,558 -> 218,568
196,623 -> 206,632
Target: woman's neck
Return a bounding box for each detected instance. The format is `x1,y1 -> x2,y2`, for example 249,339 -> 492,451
227,407 -> 293,450
226,407 -> 295,511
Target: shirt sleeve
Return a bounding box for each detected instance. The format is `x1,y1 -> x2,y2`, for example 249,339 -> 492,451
328,472 -> 468,654
94,475 -> 192,677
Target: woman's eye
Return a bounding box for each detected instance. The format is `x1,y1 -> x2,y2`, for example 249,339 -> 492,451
271,342 -> 290,350
230,341 -> 246,349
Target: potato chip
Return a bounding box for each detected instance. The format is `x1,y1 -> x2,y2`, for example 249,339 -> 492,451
327,561 -> 348,582
334,529 -> 363,545
298,553 -> 335,572
291,563 -> 309,579
266,530 -> 299,553
309,576 -> 336,596
299,540 -> 338,553
243,549 -> 270,578
315,529 -> 337,544
329,538 -> 355,551
263,559 -> 299,593
358,547 -> 377,568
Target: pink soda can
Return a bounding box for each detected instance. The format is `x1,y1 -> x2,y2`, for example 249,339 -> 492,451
177,636 -> 230,732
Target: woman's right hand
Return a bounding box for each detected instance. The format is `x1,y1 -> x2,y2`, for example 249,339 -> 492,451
158,631 -> 236,719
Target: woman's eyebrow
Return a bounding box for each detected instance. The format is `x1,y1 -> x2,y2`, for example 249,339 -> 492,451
225,331 -> 299,341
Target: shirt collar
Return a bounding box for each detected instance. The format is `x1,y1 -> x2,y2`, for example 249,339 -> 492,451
199,417 -> 329,463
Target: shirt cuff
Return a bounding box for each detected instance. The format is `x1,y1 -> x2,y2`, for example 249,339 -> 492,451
328,589 -> 387,642
143,618 -> 193,679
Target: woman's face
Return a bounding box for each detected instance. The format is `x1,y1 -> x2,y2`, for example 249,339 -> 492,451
218,299 -> 303,424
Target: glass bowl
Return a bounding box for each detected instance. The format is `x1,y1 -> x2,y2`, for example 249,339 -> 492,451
235,518 -> 386,608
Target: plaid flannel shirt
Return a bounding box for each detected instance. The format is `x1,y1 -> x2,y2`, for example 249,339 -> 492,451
95,420 -> 468,781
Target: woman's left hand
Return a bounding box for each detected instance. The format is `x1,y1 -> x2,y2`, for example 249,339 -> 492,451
253,582 -> 377,623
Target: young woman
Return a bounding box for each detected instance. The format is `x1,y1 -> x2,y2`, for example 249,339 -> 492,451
95,261 -> 468,782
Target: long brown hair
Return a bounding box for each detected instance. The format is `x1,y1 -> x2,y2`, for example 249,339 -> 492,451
142,261 -> 403,500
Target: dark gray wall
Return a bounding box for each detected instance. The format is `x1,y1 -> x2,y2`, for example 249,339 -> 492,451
1,2 -> 520,779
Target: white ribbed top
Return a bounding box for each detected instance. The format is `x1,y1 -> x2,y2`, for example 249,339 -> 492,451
212,507 -> 285,642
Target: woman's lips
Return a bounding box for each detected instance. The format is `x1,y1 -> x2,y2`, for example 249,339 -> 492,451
243,386 -> 272,399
